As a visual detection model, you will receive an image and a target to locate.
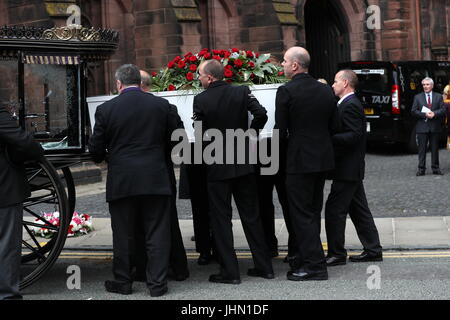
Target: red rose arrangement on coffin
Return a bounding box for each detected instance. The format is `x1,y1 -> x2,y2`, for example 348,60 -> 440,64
151,48 -> 286,92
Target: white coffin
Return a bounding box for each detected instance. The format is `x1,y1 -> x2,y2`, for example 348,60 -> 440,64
86,83 -> 282,141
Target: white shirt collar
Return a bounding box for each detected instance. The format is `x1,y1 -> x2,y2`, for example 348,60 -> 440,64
337,92 -> 355,105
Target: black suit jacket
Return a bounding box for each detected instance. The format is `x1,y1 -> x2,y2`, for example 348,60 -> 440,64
411,91 -> 446,133
193,81 -> 268,181
275,73 -> 337,174
0,106 -> 44,208
89,88 -> 178,202
331,94 -> 366,181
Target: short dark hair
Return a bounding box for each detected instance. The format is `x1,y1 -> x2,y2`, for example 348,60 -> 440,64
339,69 -> 358,89
115,64 -> 141,86
202,60 -> 224,80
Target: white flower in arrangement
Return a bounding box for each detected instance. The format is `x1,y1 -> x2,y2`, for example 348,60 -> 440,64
230,51 -> 240,59
31,211 -> 94,238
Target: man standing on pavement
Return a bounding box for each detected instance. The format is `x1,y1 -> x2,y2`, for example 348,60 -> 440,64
0,101 -> 44,299
411,77 -> 446,176
325,69 -> 383,266
275,46 -> 336,281
89,64 -> 177,297
193,59 -> 274,284
134,69 -> 189,281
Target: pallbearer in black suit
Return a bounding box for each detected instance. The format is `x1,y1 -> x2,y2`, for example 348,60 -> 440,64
131,71 -> 189,282
256,136 -> 297,260
89,64 -> 178,297
411,77 -> 446,176
193,59 -> 274,284
132,103 -> 190,282
325,70 -> 382,266
275,47 -> 337,281
183,144 -> 216,265
0,102 -> 44,300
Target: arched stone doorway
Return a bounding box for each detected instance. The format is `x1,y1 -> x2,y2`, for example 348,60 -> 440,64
304,0 -> 350,83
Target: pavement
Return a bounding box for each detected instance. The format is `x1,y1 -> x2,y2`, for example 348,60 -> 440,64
63,215 -> 450,252
65,172 -> 450,252
64,149 -> 450,253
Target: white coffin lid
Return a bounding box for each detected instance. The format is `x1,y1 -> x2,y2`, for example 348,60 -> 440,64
86,83 -> 282,141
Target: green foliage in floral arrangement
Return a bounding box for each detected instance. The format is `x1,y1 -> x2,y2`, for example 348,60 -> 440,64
150,48 -> 287,92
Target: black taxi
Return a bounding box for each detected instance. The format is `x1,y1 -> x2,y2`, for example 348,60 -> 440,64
338,61 -> 450,152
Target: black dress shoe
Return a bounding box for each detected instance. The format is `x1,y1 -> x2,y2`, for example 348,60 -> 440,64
208,274 -> 241,284
168,269 -> 190,281
416,170 -> 425,176
198,253 -> 212,265
433,169 -> 443,175
104,280 -> 132,295
349,251 -> 383,262
247,268 -> 275,279
149,287 -> 168,297
326,256 -> 347,266
286,269 -> 328,281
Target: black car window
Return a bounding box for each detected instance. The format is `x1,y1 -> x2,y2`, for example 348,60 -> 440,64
433,69 -> 450,94
353,69 -> 389,93
406,67 -> 429,94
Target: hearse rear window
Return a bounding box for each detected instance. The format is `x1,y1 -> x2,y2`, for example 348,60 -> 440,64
353,69 -> 389,93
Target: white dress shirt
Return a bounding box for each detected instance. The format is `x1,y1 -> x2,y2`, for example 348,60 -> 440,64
337,92 -> 355,106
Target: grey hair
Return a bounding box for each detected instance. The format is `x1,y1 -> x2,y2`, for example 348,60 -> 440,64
338,69 -> 359,89
422,77 -> 434,85
115,64 -> 141,86
291,49 -> 310,70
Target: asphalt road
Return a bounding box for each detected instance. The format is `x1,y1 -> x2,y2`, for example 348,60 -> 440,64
74,145 -> 450,218
21,252 -> 450,301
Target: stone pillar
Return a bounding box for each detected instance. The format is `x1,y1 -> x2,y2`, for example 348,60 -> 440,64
134,0 -> 202,74
380,0 -> 414,60
101,0 -> 135,94
238,0 -> 299,59
429,0 -> 448,60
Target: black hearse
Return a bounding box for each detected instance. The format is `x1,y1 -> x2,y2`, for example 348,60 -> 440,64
338,61 -> 450,152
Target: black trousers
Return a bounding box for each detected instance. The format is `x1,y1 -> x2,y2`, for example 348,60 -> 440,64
207,174 -> 273,279
325,180 -> 382,258
0,204 -> 22,300
286,172 -> 327,274
256,170 -> 297,256
417,132 -> 440,171
109,195 -> 171,294
133,193 -> 189,278
186,163 -> 215,255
